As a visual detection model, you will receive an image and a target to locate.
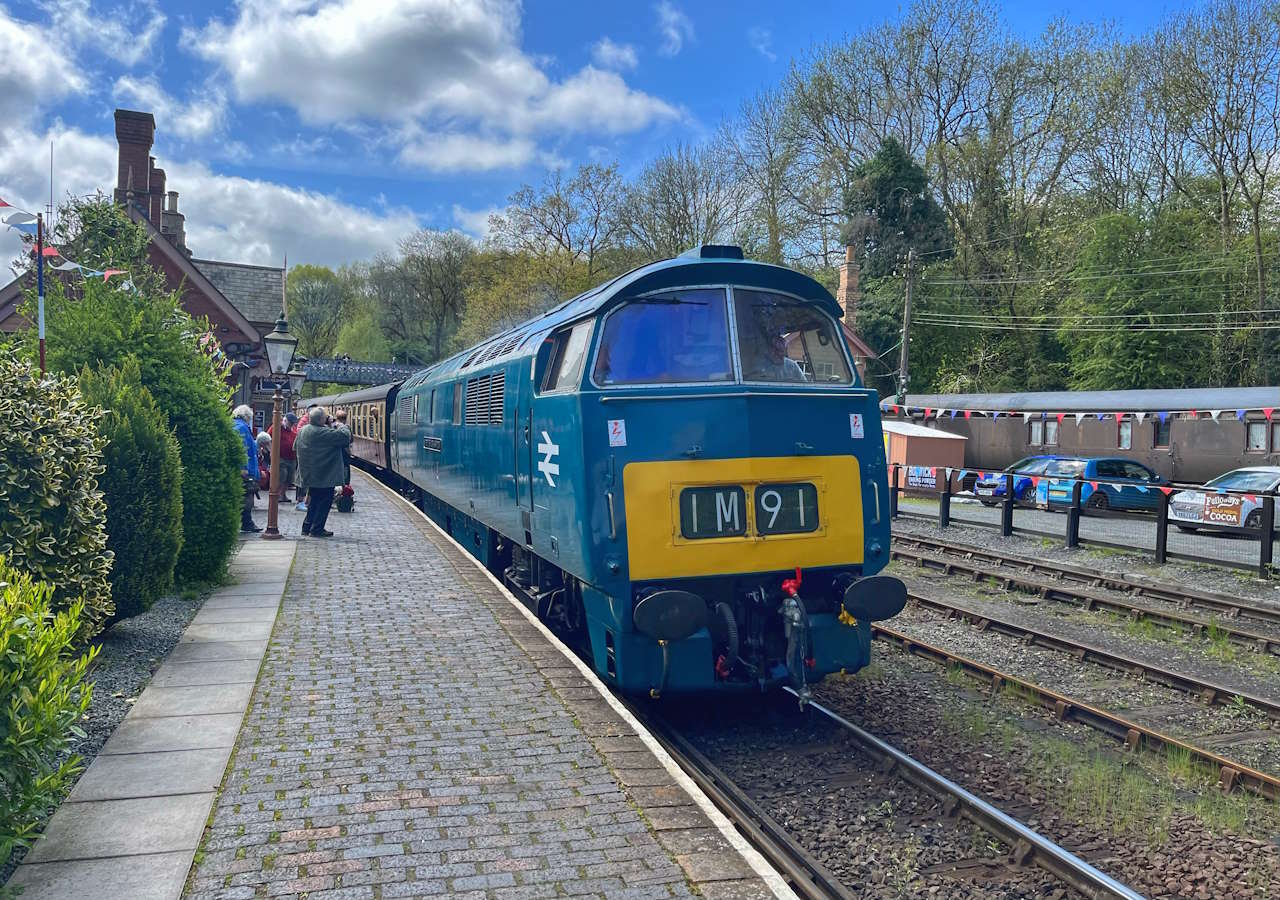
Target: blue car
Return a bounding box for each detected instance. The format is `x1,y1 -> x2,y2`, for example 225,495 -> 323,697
1044,457 -> 1167,512
973,455 -> 1061,507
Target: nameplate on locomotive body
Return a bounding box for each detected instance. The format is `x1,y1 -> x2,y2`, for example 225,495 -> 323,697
423,436 -> 443,452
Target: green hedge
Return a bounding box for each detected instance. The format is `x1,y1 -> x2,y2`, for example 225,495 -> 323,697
79,361 -> 184,619
0,562 -> 98,864
0,358 -> 113,638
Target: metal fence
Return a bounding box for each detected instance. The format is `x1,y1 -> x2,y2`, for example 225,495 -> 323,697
888,463 -> 1278,576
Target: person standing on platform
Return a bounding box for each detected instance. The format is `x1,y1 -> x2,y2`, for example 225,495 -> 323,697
271,412 -> 300,503
232,405 -> 261,533
294,406 -> 351,538
333,408 -> 352,486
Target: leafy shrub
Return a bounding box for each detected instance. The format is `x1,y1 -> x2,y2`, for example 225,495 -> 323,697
26,199 -> 242,583
0,357 -> 113,638
0,561 -> 98,864
79,360 -> 184,619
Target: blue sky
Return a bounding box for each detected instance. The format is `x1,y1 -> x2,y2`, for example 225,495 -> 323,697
1,0 -> 1173,268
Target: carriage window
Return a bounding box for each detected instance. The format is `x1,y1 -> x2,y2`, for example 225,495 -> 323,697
1044,419 -> 1060,446
1153,418 -> 1171,448
542,320 -> 594,392
452,384 -> 462,425
1117,420 -> 1132,450
594,289 -> 732,385
1029,420 -> 1044,445
428,389 -> 436,423
1247,421 -> 1267,451
734,290 -> 852,385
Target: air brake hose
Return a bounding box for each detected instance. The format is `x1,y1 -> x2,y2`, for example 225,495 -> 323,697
715,602 -> 739,660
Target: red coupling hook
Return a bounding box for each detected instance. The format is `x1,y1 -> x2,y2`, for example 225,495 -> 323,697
781,567 -> 802,597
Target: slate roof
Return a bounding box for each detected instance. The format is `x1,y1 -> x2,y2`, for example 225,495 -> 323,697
892,387 -> 1280,413
193,258 -> 284,327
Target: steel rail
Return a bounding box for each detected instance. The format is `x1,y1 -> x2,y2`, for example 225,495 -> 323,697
787,688 -> 1147,900
901,587 -> 1280,720
872,625 -> 1280,802
893,533 -> 1280,627
632,704 -> 855,900
890,543 -> 1280,654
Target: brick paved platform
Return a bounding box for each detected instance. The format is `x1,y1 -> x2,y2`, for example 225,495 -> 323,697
185,471 -> 786,899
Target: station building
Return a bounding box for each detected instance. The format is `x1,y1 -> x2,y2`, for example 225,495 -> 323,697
889,387 -> 1280,483
0,109 -> 285,431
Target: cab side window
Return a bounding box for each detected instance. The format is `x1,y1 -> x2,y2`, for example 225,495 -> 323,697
541,321 -> 594,393
452,384 -> 463,425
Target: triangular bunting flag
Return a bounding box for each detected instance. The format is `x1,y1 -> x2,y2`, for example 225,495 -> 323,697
1022,412 -> 1032,422
963,410 -> 972,419
1158,486 -> 1173,496
1074,413 -> 1085,425
2,212 -> 36,226
890,405 -> 898,415
937,408 -> 947,419
924,407 -> 933,419
1245,494 -> 1259,504
1030,476 -> 1041,487
949,409 -> 958,419
991,411 -> 1001,419
1088,481 -> 1098,490
50,261 -> 81,271
1113,411 -> 1124,421
102,269 -> 127,280
1265,408 -> 1275,421
1237,409 -> 1247,421
40,245 -> 61,257
1135,412 -> 1147,424
1209,410 -> 1222,422
1095,413 -> 1105,421
1189,410 -> 1198,418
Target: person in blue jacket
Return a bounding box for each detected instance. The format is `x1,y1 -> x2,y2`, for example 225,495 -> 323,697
232,405 -> 261,533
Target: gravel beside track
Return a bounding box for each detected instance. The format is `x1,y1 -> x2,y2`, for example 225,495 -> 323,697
891,571 -> 1280,776
661,694 -> 1074,899
0,584 -> 208,883
814,654 -> 1280,899
894,517 -> 1280,608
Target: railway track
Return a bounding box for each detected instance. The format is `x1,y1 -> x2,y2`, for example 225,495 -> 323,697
640,698 -> 1144,899
892,533 -> 1280,634
872,623 -> 1280,802
896,583 -> 1280,722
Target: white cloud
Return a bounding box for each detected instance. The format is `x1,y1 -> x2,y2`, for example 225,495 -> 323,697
112,75 -> 228,141
0,122 -> 415,271
591,37 -> 637,71
185,0 -> 679,173
0,8 -> 85,124
747,26 -> 776,62
451,203 -> 502,240
655,1 -> 693,56
39,0 -> 166,67
398,133 -> 537,173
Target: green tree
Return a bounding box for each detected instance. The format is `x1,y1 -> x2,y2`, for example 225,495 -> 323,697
24,199 -> 241,584
78,360 -> 184,619
0,357 -> 113,639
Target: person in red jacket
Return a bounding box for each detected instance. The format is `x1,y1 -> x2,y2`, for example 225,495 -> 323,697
269,412 -> 300,502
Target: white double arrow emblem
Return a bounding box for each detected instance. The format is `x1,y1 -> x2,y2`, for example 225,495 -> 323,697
536,430 -> 560,487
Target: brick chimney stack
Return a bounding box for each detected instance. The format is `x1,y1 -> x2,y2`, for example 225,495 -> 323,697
836,245 -> 861,327
162,190 -> 187,253
113,109 -> 156,211
149,161 -> 166,223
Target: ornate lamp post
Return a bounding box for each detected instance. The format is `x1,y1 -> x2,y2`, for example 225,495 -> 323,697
261,312 -> 298,540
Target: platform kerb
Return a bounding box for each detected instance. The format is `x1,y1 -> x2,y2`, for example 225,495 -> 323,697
182,470 -> 784,900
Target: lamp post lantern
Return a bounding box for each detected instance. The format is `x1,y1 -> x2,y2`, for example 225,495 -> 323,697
261,311 -> 298,540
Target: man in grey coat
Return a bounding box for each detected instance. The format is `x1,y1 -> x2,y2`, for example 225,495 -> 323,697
294,406 -> 353,537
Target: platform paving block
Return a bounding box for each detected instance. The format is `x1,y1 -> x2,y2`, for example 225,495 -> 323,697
179,621 -> 274,643
129,682 -> 255,718
6,851 -> 193,900
148,658 -> 262,688
24,794 -> 213,863
200,592 -> 283,609
68,748 -> 231,802
211,578 -> 288,595
165,639 -> 267,663
190,605 -> 279,625
101,713 -> 243,755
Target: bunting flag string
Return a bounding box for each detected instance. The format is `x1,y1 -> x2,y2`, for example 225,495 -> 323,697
885,402 -> 1278,424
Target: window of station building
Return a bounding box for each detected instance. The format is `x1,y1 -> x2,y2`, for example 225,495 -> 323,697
541,320 -> 594,393
1247,421 -> 1268,452
1029,419 -> 1044,445
734,289 -> 852,385
594,289 -> 733,385
1153,418 -> 1171,448
1117,420 -> 1132,450
1044,419 -> 1060,446
452,384 -> 463,425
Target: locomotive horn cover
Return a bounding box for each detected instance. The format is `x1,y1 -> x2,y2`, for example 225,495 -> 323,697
843,576 -> 908,622
633,590 -> 709,642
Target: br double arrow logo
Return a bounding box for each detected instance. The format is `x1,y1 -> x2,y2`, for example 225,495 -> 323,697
537,431 -> 560,487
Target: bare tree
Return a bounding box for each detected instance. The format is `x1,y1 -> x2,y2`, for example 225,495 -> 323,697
620,143 -> 747,259
384,230 -> 475,361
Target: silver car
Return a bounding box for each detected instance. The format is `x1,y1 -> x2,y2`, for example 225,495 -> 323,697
1169,466 -> 1280,532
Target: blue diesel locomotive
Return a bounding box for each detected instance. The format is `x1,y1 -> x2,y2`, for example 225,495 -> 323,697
311,246 -> 906,699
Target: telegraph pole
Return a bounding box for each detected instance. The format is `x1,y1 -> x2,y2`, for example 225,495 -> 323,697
36,212 -> 45,375
896,247 -> 914,405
